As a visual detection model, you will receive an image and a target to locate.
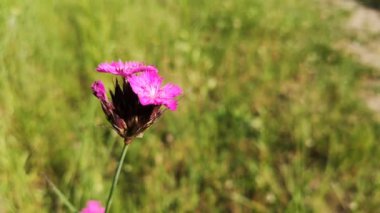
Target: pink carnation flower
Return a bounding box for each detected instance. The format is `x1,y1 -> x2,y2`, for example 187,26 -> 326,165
128,71 -> 182,110
92,60 -> 183,142
80,200 -> 105,213
96,61 -> 157,77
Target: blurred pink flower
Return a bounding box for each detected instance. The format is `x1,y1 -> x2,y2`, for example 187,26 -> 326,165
92,60 -> 182,142
128,71 -> 183,110
96,61 -> 157,77
80,200 -> 105,213
91,80 -> 108,103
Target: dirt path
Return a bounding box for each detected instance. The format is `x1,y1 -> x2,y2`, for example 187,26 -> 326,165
333,0 -> 380,116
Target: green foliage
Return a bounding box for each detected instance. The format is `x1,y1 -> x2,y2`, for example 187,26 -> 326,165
0,0 -> 379,212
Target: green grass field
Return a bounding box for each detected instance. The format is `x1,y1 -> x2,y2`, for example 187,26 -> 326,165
1,0 -> 379,212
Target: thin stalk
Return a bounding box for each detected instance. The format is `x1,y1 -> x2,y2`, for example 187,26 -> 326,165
105,143 -> 129,213
44,175 -> 77,212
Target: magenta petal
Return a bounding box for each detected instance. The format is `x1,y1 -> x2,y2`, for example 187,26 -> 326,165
121,61 -> 144,76
128,71 -> 182,109
97,61 -> 183,110
97,61 -> 159,77
141,70 -> 163,85
128,71 -> 163,104
139,96 -> 154,106
80,200 -> 105,213
127,65 -> 158,75
160,83 -> 183,98
91,80 -> 108,102
128,73 -> 150,97
143,65 -> 159,73
96,62 -> 118,74
163,99 -> 178,111
124,61 -> 144,71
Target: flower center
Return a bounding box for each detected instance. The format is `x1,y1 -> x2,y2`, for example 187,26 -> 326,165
148,87 -> 157,98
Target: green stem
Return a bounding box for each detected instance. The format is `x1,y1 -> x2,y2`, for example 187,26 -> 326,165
44,176 -> 77,212
105,143 -> 129,213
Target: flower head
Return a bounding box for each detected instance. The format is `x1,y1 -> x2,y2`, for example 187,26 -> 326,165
128,71 -> 183,110
80,200 -> 105,213
92,61 -> 182,143
96,61 -> 157,77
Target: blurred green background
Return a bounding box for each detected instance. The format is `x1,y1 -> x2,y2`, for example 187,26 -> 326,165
1,0 -> 380,212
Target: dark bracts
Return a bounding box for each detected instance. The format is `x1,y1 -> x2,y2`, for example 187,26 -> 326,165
101,79 -> 162,143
